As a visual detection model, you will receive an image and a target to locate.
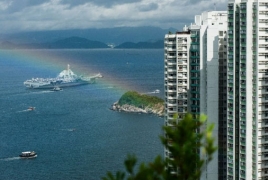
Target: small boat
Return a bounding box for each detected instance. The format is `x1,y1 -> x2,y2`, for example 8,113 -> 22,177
19,151 -> 37,158
50,87 -> 62,91
154,89 -> 160,93
28,107 -> 35,111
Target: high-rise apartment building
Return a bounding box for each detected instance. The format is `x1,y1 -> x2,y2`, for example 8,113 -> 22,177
164,11 -> 227,180
227,0 -> 268,179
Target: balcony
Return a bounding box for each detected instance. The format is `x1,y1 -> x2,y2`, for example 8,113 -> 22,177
178,68 -> 187,72
190,34 -> 199,38
191,76 -> 199,80
177,41 -> 187,44
167,108 -> 177,113
167,102 -> 177,107
167,55 -> 176,59
167,88 -> 177,93
167,61 -> 176,66
240,141 -> 246,146
259,129 -> 268,136
177,60 -> 187,65
178,82 -> 188,86
165,47 -> 176,52
177,74 -> 187,79
167,75 -> 176,80
167,68 -> 176,73
190,48 -> 199,52
178,88 -> 187,93
165,41 -> 176,45
167,82 -> 176,86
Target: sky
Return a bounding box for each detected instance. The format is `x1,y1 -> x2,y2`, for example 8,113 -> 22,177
0,0 -> 228,33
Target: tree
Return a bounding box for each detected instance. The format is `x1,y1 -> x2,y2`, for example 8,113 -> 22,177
102,113 -> 217,180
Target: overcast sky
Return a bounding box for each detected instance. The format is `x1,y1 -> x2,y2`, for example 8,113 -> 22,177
0,0 -> 228,33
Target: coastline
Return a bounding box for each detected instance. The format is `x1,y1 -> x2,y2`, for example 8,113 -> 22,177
111,101 -> 164,117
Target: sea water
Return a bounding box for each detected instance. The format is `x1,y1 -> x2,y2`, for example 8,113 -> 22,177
0,49 -> 164,180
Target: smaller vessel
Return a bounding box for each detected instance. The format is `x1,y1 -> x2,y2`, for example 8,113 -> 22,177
19,151 -> 37,158
50,87 -> 62,91
28,107 -> 35,111
154,89 -> 160,93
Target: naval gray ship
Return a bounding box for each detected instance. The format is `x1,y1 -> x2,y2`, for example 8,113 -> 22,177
24,64 -> 102,89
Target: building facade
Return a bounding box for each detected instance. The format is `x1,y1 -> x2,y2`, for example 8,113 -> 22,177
164,11 -> 228,180
227,0 -> 268,179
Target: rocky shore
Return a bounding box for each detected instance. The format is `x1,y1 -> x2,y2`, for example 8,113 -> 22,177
111,101 -> 164,117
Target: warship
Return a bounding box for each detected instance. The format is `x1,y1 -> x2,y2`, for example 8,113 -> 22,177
24,64 -> 102,89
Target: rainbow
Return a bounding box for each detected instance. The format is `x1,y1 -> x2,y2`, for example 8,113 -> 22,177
0,49 -> 145,95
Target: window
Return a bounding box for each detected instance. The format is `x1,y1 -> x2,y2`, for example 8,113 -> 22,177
241,13 -> 247,17
191,45 -> 198,50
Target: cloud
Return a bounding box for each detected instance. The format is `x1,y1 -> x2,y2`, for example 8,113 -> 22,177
62,0 -> 142,8
138,2 -> 158,12
0,0 -> 49,12
0,0 -> 228,33
0,0 -> 12,10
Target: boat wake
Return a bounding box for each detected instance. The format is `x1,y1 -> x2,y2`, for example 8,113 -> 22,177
16,107 -> 35,113
60,128 -> 76,132
0,157 -> 20,161
30,91 -> 53,94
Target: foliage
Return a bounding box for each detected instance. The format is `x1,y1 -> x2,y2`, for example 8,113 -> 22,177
102,113 -> 217,180
118,91 -> 164,108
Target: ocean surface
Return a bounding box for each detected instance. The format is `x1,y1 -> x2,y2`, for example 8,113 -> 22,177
0,49 -> 164,180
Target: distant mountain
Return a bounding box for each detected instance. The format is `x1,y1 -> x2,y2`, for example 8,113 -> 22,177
0,26 -> 177,45
115,40 -> 164,49
0,37 -> 109,49
49,37 -> 108,48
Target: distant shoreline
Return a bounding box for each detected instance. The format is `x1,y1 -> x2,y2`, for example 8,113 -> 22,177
0,37 -> 164,50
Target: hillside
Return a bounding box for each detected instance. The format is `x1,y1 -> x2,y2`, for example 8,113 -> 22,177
115,40 -> 164,49
49,37 -> 109,48
111,91 -> 164,116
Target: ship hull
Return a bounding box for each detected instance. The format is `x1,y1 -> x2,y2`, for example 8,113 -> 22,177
24,80 -> 95,89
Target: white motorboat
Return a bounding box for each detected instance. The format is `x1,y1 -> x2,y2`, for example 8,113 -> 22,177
19,151 -> 37,158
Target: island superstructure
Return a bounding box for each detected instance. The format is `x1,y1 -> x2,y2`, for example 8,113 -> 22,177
24,64 -> 102,89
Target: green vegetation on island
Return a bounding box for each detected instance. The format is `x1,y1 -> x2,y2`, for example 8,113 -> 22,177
112,91 -> 164,116
118,91 -> 164,108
